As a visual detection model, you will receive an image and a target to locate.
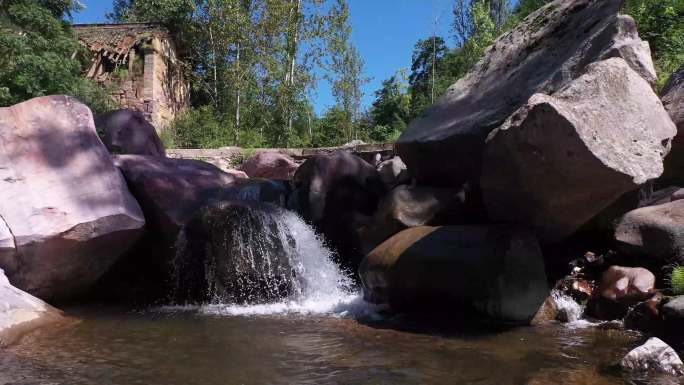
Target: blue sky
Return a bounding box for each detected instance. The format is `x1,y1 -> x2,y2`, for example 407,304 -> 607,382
73,0 -> 456,114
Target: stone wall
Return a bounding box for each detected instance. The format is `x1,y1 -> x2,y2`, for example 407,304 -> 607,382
74,23 -> 189,131
166,143 -> 396,172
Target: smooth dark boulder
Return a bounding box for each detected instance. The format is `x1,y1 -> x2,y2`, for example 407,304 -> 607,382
358,185 -> 465,253
661,65 -> 684,185
359,225 -> 549,323
396,0 -> 657,187
292,151 -> 385,270
0,96 -> 145,300
95,109 -> 166,157
614,199 -> 684,262
114,155 -> 239,239
173,201 -> 296,304
481,58 -> 675,243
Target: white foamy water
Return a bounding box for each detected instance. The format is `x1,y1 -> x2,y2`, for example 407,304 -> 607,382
549,289 -> 596,328
159,205 -> 384,319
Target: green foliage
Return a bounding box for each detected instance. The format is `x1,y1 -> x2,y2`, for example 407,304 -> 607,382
368,74 -> 410,142
670,266 -> 684,295
165,106 -> 234,149
512,0 -> 551,20
0,0 -> 114,112
312,106 -> 349,147
626,0 -> 684,88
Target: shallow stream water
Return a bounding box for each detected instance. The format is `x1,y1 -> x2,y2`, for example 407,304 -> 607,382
1,302 -> 681,385
2,208 -> 681,385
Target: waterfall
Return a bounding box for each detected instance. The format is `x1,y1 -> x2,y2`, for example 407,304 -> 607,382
170,201 -> 366,316
551,289 -> 585,324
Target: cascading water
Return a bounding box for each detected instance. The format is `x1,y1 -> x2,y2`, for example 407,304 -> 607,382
170,200 -> 372,317
551,289 -> 586,325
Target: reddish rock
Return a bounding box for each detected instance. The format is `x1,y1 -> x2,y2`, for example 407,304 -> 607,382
95,109 -> 166,157
0,96 -> 145,300
239,151 -> 299,180
600,266 -> 655,303
114,155 -> 238,238
225,169 -> 248,179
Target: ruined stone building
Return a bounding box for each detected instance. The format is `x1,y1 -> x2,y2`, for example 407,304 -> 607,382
74,23 -> 189,129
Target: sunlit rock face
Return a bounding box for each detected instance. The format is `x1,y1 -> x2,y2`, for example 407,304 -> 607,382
0,268 -> 63,346
481,58 -> 675,243
0,95 -> 145,300
396,0 -> 657,188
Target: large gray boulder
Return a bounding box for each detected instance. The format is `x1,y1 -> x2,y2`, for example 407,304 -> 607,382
359,225 -> 549,324
481,58 -> 675,242
396,0 -> 657,187
0,96 -> 145,300
661,65 -> 684,185
95,109 -> 166,157
614,199 -> 684,262
0,268 -> 62,346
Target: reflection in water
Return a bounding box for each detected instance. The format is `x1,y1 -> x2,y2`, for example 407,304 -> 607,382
1,306 -> 678,385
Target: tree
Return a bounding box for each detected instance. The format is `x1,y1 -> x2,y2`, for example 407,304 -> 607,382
625,0 -> 684,87
325,0 -> 368,142
408,37 -> 448,119
0,0 -> 113,111
368,73 -> 410,142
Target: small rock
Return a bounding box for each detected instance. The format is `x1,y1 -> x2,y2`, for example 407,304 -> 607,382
377,156 -> 410,187
225,169 -> 249,179
0,269 -> 62,346
624,293 -> 663,333
621,337 -> 684,376
663,296 -> 684,320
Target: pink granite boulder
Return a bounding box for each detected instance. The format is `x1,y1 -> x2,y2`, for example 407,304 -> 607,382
0,96 -> 145,300
239,151 -> 299,180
